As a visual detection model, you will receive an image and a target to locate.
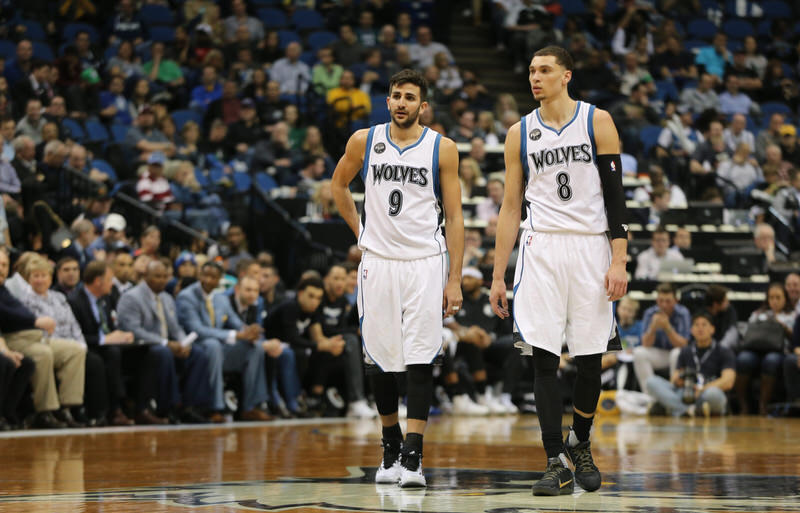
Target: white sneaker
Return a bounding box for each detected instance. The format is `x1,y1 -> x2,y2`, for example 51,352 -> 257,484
398,451 -> 426,488
375,459 -> 403,484
434,386 -> 453,414
398,402 -> 408,419
499,393 -> 519,414
477,390 -> 509,415
452,394 -> 489,416
347,400 -> 378,419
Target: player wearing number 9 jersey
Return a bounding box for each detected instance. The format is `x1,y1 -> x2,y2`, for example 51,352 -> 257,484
489,46 -> 629,497
332,69 -> 463,489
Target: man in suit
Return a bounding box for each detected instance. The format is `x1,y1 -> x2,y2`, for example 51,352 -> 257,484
177,262 -> 270,422
68,260 -> 138,426
117,260 -> 212,423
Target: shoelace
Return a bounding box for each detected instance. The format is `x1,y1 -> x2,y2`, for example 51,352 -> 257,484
402,451 -> 421,471
572,444 -> 598,471
542,460 -> 565,480
382,440 -> 401,467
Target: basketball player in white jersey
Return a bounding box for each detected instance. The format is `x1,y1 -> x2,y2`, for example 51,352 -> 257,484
332,69 -> 464,488
489,46 -> 628,496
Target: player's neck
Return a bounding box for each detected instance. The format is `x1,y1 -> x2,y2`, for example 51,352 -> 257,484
538,94 -> 577,130
388,121 -> 424,146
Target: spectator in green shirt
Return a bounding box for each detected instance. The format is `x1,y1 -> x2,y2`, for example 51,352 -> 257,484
312,47 -> 343,97
143,42 -> 185,88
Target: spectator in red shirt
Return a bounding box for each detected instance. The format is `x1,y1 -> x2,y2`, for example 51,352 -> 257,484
136,152 -> 175,213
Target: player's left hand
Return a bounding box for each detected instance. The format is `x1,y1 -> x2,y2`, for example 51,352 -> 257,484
605,262 -> 628,302
443,278 -> 463,318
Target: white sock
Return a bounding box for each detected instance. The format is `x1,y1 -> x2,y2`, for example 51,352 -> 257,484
567,429 -> 580,448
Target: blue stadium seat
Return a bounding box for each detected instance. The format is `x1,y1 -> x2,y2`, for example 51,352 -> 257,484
194,168 -> 210,187
369,95 -> 390,125
233,172 -> 252,192
605,0 -> 620,15
61,119 -> 86,142
255,172 -> 278,193
686,18 -> 718,40
32,41 -> 54,61
639,125 -> 663,155
19,20 -> 47,41
299,50 -> 316,67
171,109 -> 202,131
139,4 -> 175,27
258,8 -> 288,29
150,26 -> 176,43
91,159 -> 118,182
654,80 -> 679,103
63,23 -> 99,44
757,20 -> 772,38
278,30 -> 301,50
763,0 -> 792,18
683,39 -> 708,52
761,102 -> 792,123
111,124 -> 129,143
0,40 -> 16,60
85,120 -> 110,143
252,0 -> 282,5
560,0 -> 586,16
308,31 -> 338,51
722,19 -> 754,40
291,9 -> 325,31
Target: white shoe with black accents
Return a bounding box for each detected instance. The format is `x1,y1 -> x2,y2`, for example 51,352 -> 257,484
399,449 -> 426,488
375,439 -> 403,484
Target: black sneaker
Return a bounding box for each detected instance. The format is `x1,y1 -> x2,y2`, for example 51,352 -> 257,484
531,455 -> 574,496
565,439 -> 602,492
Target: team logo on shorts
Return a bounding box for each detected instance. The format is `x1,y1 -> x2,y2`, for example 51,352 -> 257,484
526,234 -> 533,246
529,129 -> 541,141
374,142 -> 386,154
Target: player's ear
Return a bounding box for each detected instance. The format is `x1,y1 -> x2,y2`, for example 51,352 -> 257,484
563,69 -> 572,85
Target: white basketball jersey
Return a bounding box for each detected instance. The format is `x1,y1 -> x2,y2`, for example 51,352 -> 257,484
520,101 -> 609,234
358,123 -> 446,260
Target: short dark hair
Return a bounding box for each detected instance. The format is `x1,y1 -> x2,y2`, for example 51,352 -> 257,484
83,260 -> 108,285
656,282 -> 677,296
705,284 -> 729,306
533,46 -> 574,71
297,276 -> 324,292
201,261 -> 223,275
389,69 -> 428,102
652,225 -> 669,237
235,257 -> 257,278
56,256 -> 78,272
692,310 -> 714,325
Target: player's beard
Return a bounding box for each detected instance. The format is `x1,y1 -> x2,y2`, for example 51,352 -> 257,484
391,105 -> 420,129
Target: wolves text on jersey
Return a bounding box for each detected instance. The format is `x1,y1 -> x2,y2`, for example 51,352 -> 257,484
370,163 -> 429,187
530,144 -> 592,175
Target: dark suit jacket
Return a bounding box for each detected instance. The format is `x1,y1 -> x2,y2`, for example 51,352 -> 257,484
68,284 -> 116,347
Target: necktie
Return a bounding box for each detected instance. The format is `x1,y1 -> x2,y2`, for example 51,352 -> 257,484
206,295 -> 215,328
155,295 -> 168,338
97,298 -> 110,334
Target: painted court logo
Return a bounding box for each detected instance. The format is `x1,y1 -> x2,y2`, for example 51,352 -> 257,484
0,467 -> 796,512
374,142 -> 386,154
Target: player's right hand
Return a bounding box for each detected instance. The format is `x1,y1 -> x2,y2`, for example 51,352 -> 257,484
489,279 -> 509,319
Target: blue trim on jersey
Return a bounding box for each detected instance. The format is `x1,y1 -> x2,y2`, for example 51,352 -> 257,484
361,126 -> 376,181
535,101 -> 582,136
520,116 -> 530,183
587,104 -> 597,163
385,123 -> 429,155
512,242 -> 528,344
359,263 -> 385,372
432,132 -> 442,200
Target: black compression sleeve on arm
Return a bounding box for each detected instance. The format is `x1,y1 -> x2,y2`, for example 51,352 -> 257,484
597,154 -> 628,240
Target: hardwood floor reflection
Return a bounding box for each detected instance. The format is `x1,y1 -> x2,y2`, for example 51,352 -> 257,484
0,415 -> 798,512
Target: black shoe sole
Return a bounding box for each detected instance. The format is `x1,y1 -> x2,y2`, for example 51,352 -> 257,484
531,480 -> 574,496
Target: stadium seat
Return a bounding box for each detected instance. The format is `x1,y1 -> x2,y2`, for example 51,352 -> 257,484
308,31 -> 338,51
85,120 -> 110,143
139,4 -> 175,27
654,80 -> 679,103
61,119 -> 86,142
91,159 -> 118,182
258,8 -> 288,29
194,168 -> 209,187
171,109 -> 202,131
761,102 -> 793,126
252,0 -> 282,5
560,0 -> 586,16
639,125 -> 663,155
0,40 -> 15,60
278,30 -> 301,50
605,0 -> 620,15
369,95 -> 390,125
233,172 -> 252,193
150,27 -> 176,43
111,124 -> 129,143
683,39 -> 708,52
763,0 -> 792,18
299,50 -> 316,67
722,19 -> 754,40
255,172 -> 278,193
19,20 -> 47,41
686,18 -> 718,40
291,9 -> 325,31
63,23 -> 100,44
32,41 -> 54,61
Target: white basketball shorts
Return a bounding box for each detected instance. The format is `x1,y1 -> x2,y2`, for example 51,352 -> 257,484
512,230 -> 616,357
357,251 -> 447,372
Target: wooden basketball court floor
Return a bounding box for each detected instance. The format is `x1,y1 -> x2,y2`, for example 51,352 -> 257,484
0,414 -> 798,513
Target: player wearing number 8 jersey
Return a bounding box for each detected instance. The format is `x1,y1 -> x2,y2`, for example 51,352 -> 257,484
489,46 -> 629,496
332,69 -> 464,489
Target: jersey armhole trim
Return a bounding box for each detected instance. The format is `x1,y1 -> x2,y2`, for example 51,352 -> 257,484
361,126 -> 376,181
520,115 -> 530,183
587,104 -> 597,164
432,132 -> 442,200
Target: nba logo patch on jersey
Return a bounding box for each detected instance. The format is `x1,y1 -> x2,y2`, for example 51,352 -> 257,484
374,142 -> 386,154
529,128 -> 541,141
525,234 -> 533,246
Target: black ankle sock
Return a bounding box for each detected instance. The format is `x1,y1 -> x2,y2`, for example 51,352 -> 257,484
572,413 -> 594,443
382,423 -> 403,442
475,380 -> 487,394
445,382 -> 460,398
405,432 -> 423,454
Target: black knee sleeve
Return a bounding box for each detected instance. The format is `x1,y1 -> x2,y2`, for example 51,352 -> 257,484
371,372 -> 399,416
532,347 -> 564,459
573,353 -> 602,414
406,364 -> 433,421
